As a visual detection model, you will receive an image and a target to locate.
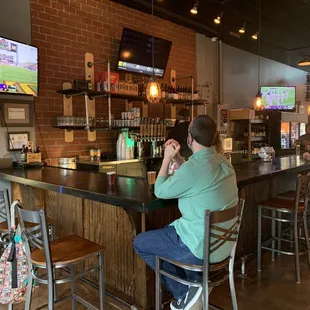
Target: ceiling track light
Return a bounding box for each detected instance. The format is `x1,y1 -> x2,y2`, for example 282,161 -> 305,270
239,23 -> 246,34
190,0 -> 199,14
214,12 -> 223,24
298,57 -> 310,67
252,32 -> 259,40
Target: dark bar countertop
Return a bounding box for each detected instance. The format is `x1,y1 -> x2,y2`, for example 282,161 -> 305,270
0,155 -> 309,213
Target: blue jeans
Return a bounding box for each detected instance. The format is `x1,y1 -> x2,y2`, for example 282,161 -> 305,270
133,226 -> 203,300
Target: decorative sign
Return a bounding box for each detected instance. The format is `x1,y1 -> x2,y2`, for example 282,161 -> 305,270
8,108 -> 26,120
7,132 -> 29,151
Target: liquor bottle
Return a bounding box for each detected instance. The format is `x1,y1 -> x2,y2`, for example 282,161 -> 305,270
20,145 -> 26,162
161,83 -> 166,99
193,87 -> 199,100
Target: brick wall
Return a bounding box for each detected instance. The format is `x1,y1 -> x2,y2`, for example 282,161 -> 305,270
31,0 -> 196,159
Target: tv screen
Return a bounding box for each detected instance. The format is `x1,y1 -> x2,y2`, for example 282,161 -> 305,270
0,37 -> 38,96
117,28 -> 172,77
260,86 -> 295,110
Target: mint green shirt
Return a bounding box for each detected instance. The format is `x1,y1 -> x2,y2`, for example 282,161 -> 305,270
155,147 -> 239,262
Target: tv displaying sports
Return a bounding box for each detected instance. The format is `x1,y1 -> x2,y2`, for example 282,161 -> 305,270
260,86 -> 295,110
0,37 -> 38,96
117,28 -> 172,77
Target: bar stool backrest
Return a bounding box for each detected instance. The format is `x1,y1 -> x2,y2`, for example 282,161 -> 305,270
295,174 -> 310,212
16,205 -> 53,272
0,189 -> 10,228
203,199 -> 245,285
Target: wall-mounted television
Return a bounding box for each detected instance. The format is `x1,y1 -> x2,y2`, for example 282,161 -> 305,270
260,86 -> 295,110
117,28 -> 172,78
0,36 -> 38,96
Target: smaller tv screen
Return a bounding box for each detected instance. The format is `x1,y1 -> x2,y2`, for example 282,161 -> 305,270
117,28 -> 172,77
260,86 -> 295,110
0,37 -> 38,96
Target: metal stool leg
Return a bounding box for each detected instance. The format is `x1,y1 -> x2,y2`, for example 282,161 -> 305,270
302,211 -> 310,270
229,258 -> 238,310
293,212 -> 301,283
49,223 -> 58,302
47,269 -> 55,310
155,256 -> 162,310
70,264 -> 77,310
271,210 -> 276,261
277,211 -> 282,256
25,265 -> 33,310
98,252 -> 105,310
257,205 -> 262,272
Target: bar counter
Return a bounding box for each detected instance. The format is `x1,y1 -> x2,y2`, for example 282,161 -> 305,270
0,155 -> 309,309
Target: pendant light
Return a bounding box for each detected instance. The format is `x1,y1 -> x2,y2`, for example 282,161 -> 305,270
254,0 -> 263,110
190,0 -> 199,14
146,0 -> 161,103
298,57 -> 310,67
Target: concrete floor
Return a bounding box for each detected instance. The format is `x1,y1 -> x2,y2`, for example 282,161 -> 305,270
3,251 -> 310,310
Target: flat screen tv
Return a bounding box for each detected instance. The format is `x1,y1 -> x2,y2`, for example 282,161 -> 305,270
260,86 -> 295,110
117,28 -> 172,77
0,36 -> 38,96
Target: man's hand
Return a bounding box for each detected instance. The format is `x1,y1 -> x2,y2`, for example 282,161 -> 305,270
165,139 -> 180,149
164,144 -> 180,162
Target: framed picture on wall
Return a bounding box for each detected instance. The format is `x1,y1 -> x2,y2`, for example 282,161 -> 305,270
7,132 -> 29,151
0,99 -> 34,127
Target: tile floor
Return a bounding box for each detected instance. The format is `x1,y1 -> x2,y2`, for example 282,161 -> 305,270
3,251 -> 310,310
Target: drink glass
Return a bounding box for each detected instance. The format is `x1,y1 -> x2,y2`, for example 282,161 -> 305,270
147,171 -> 156,191
107,171 -> 116,185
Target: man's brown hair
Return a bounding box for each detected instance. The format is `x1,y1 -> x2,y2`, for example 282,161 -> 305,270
188,115 -> 217,147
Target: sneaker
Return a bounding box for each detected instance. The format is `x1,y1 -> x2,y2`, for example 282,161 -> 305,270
170,286 -> 203,310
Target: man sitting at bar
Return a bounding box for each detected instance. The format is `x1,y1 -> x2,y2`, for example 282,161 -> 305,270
134,115 -> 239,310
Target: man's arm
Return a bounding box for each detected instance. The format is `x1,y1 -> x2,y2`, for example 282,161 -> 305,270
155,161 -> 197,199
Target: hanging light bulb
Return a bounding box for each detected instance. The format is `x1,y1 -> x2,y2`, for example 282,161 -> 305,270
252,32 -> 258,40
214,12 -> 223,24
254,90 -> 263,110
190,0 -> 199,14
307,105 -> 310,115
146,77 -> 161,103
239,23 -> 246,34
146,0 -> 161,104
298,57 -> 310,67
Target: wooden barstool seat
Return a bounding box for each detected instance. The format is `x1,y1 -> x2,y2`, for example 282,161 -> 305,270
260,198 -> 305,212
278,190 -> 298,200
31,234 -> 104,267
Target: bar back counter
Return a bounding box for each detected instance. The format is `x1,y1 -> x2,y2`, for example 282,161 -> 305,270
0,155 -> 309,309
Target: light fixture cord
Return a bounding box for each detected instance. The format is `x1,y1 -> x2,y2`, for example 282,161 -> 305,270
152,0 -> 155,77
257,0 -> 261,90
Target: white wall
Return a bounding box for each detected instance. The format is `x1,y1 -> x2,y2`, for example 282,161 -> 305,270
196,33 -> 307,111
0,0 -> 35,160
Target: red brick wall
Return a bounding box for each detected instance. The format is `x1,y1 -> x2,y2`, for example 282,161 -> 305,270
31,0 -> 196,159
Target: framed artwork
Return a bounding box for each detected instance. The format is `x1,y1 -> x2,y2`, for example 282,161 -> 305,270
7,132 -> 29,151
0,99 -> 34,127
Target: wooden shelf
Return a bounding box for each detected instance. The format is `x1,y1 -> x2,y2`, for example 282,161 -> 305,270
57,89 -> 107,99
56,89 -> 207,105
251,136 -> 267,142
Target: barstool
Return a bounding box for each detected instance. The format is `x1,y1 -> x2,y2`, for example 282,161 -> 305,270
257,174 -> 310,283
0,189 -> 56,245
0,189 -> 11,246
155,199 -> 245,310
16,203 -> 105,310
